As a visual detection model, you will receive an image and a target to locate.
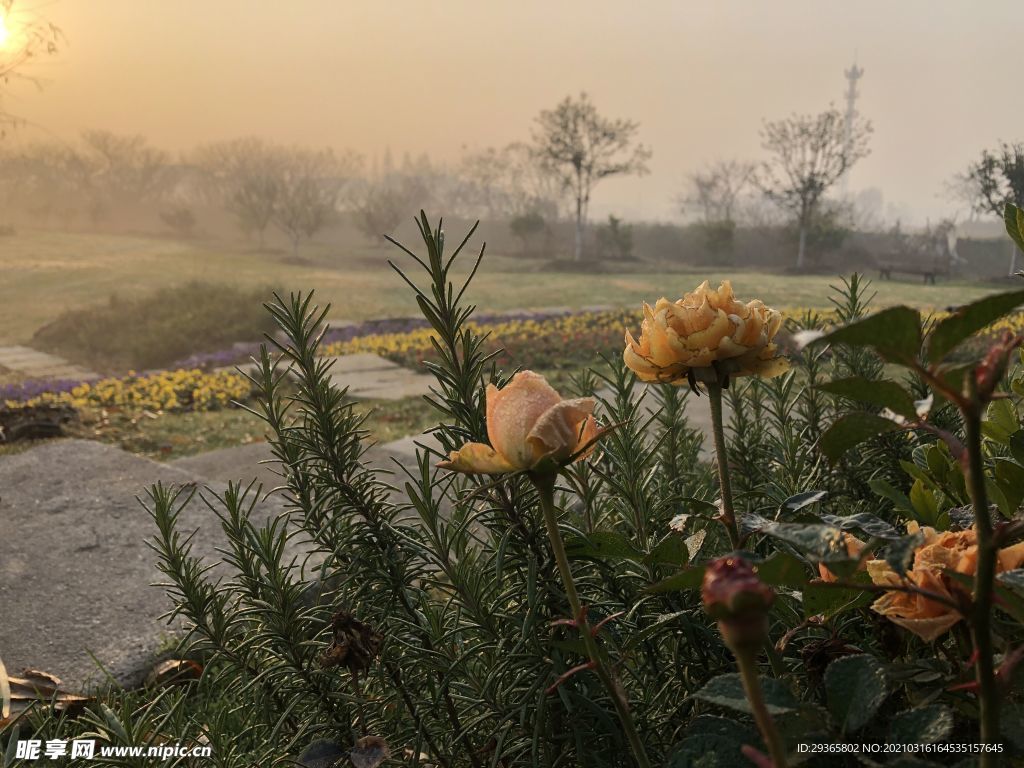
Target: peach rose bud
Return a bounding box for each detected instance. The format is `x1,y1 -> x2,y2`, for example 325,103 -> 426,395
438,371 -> 601,474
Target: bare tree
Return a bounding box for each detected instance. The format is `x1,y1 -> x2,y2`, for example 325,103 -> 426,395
81,131 -> 170,208
683,160 -> 755,223
532,93 -> 650,261
758,107 -> 871,268
0,0 -> 62,135
273,148 -> 358,255
194,138 -> 284,247
962,142 -> 1024,275
351,174 -> 430,244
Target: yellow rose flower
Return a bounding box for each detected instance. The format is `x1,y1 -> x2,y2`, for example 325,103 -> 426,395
866,522 -> 1024,642
623,280 -> 789,383
438,370 -> 600,474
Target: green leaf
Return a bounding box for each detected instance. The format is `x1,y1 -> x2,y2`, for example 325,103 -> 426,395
666,717 -> 757,768
984,398 -> 1020,445
820,512 -> 899,540
1004,201 -> 1024,254
756,521 -> 845,561
803,580 -> 873,619
870,478 -> 916,516
816,305 -> 922,363
1009,429 -> 1024,464
565,531 -> 643,563
666,734 -> 751,768
778,490 -> 828,516
889,705 -> 954,744
755,551 -> 810,587
909,480 -> 939,526
927,286 -> 1024,362
994,458 -> 1024,516
692,673 -> 798,716
819,412 -> 900,463
817,377 -> 919,419
824,654 -> 889,733
646,566 -> 705,594
644,534 -> 690,566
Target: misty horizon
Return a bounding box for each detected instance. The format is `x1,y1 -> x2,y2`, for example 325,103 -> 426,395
5,0 -> 1023,226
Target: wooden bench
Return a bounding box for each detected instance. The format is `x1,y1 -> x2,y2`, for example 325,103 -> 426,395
878,258 -> 949,285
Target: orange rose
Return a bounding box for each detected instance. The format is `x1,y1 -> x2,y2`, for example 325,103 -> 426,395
623,280 -> 789,384
867,522 -> 1024,642
438,370 -> 600,474
817,533 -> 869,583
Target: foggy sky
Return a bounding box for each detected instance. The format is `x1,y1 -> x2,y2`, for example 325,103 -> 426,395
9,0 -> 1024,224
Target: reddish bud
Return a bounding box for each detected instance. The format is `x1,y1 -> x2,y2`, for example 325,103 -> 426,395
974,331 -> 1022,403
702,556 -> 775,651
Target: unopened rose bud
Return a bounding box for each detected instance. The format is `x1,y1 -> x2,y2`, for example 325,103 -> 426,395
974,331 -> 1022,403
702,556 -> 775,651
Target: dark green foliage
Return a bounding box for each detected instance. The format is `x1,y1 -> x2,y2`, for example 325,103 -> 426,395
32,281 -> 279,372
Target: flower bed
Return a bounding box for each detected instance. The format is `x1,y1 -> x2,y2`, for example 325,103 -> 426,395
2,368 -> 252,412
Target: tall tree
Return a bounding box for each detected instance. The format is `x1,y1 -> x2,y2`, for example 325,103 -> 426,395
532,93 -> 650,261
964,142 -> 1024,275
758,107 -> 871,268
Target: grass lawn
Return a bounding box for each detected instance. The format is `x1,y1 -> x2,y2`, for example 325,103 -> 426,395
0,228 -> 1004,344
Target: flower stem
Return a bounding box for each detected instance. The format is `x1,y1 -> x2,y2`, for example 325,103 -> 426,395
962,397 -> 1000,763
707,379 -> 740,549
735,645 -> 789,768
533,472 -> 653,768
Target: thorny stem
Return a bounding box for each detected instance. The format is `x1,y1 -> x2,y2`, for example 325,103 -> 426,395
533,472 -> 653,768
962,392 -> 1000,765
735,645 -> 789,768
707,379 -> 741,549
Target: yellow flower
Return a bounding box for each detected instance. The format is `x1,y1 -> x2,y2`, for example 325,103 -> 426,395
866,522 -> 1024,642
623,280 -> 789,383
438,370 -> 600,474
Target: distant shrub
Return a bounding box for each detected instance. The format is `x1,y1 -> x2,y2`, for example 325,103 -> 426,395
32,282 -> 279,372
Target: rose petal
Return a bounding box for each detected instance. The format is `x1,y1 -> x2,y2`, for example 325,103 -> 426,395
437,443 -> 517,474
526,397 -> 596,464
486,372 -> 561,469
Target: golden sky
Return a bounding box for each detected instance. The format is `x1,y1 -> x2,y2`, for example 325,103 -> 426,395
7,0 -> 1024,222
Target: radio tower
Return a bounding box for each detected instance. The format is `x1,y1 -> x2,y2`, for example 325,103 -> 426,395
841,61 -> 864,197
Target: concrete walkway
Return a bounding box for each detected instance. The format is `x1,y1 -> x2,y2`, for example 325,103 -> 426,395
0,346 -> 99,381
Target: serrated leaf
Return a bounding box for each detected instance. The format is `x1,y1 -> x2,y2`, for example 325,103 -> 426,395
819,412 -> 901,463
889,705 -> 953,744
644,534 -> 689,566
565,531 -> 643,563
756,521 -> 845,562
817,377 -> 918,419
1005,202 -> 1024,257
666,734 -> 750,768
928,284 -> 1024,362
693,673 -> 798,716
1009,430 -> 1024,464
820,512 -> 899,540
824,654 -> 889,733
815,305 -> 922,363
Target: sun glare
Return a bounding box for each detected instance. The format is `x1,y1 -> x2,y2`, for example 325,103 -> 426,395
0,14 -> 9,47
